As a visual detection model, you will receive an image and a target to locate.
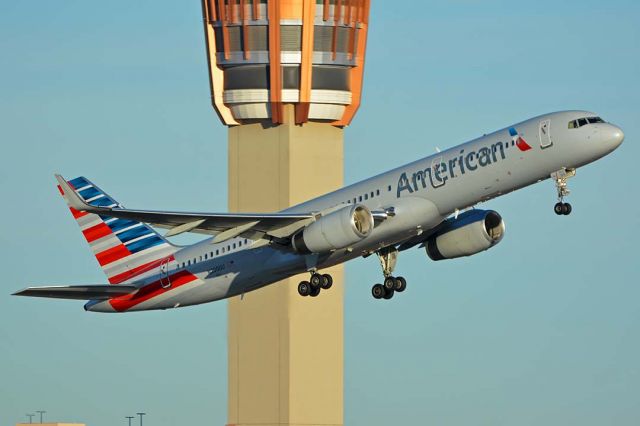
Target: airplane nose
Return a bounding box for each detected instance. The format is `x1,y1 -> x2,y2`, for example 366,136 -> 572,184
608,125 -> 625,150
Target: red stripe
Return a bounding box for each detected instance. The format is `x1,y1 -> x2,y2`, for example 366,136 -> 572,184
69,207 -> 88,219
96,244 -> 132,266
57,184 -> 64,195
109,270 -> 198,312
83,222 -> 113,243
108,255 -> 176,284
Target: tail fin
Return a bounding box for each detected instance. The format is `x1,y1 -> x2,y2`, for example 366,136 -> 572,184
58,176 -> 177,284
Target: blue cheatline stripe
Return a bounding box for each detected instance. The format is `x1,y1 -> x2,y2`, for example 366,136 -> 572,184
106,218 -> 140,233
118,225 -> 152,243
69,176 -> 89,189
79,186 -> 101,200
90,196 -> 116,207
509,127 -> 518,136
127,236 -> 165,253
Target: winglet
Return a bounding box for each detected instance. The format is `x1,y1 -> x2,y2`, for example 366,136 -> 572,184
55,174 -> 96,212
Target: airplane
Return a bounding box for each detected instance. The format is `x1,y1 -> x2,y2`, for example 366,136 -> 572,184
13,110 -> 623,312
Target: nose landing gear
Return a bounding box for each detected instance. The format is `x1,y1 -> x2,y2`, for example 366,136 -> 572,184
551,168 -> 575,216
298,272 -> 333,297
371,247 -> 407,300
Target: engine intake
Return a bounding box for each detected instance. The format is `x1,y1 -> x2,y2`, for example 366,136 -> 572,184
292,204 -> 374,254
426,210 -> 505,260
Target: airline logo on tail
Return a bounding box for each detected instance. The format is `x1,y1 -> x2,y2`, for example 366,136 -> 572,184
509,127 -> 531,151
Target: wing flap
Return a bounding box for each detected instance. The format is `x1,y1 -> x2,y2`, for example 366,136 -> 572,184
13,285 -> 138,300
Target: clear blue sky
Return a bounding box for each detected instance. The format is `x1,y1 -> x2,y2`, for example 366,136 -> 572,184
1,1 -> 639,425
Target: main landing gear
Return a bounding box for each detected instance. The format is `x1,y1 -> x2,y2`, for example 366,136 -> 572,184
551,168 -> 576,216
371,247 -> 407,300
298,272 -> 333,297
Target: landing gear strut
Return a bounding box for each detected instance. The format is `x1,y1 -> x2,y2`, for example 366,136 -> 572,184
298,272 -> 333,297
371,247 -> 407,300
551,168 -> 575,216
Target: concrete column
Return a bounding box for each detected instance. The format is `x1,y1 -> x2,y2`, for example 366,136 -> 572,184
227,106 -> 344,426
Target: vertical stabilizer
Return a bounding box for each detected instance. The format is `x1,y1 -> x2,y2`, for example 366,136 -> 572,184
58,176 -> 177,284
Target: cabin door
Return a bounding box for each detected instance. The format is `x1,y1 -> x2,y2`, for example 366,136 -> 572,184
539,119 -> 552,148
160,258 -> 171,289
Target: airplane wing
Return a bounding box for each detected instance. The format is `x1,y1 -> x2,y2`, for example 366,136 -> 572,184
13,285 -> 138,300
56,174 -> 316,242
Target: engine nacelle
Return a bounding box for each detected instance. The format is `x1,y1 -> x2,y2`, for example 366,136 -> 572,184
426,210 -> 505,261
292,204 -> 374,254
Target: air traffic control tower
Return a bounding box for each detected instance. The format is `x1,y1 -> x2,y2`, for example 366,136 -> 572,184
201,1 -> 370,425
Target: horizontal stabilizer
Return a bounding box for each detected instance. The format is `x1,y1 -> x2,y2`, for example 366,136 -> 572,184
13,285 -> 138,300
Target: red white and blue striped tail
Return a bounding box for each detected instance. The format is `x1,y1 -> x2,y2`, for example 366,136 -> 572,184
58,176 -> 177,285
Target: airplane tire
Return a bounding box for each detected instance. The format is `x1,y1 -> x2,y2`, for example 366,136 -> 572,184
321,274 -> 333,289
310,286 -> 321,297
372,284 -> 385,299
562,203 -> 572,215
395,276 -> 407,292
383,288 -> 395,300
383,276 -> 396,291
298,281 -> 311,297
554,202 -> 564,215
310,273 -> 322,288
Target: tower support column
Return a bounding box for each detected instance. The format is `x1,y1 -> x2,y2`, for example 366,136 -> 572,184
227,105 -> 344,426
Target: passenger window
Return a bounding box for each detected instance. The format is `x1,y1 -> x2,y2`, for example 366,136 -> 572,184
364,193 -> 368,200
376,189 -> 380,196
216,249 -> 219,255
222,247 -> 225,253
359,196 -> 362,202
233,243 -> 236,249
239,241 -> 242,247
204,254 -> 208,260
388,185 -> 391,191
370,191 -> 374,198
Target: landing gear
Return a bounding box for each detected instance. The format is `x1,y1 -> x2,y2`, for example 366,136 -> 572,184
383,276 -> 396,291
551,168 -> 576,216
298,281 -> 311,297
298,272 -> 334,297
372,284 -> 385,299
554,202 -> 572,216
371,247 -> 408,301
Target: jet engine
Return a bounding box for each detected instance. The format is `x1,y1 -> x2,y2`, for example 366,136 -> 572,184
426,210 -> 505,260
292,204 -> 374,254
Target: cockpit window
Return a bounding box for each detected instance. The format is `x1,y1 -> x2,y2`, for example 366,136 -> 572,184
568,116 -> 605,129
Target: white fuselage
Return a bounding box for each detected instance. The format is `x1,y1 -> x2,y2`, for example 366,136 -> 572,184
86,110 -> 623,312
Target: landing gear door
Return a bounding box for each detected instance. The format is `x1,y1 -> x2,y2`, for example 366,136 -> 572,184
539,119 -> 552,148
